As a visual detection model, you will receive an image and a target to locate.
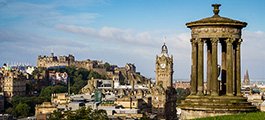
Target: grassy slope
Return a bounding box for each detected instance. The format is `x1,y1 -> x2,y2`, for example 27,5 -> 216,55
195,112 -> 265,120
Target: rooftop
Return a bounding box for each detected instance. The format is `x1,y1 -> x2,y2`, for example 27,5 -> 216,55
186,4 -> 247,28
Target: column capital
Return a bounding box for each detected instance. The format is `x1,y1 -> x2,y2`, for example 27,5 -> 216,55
226,38 -> 235,45
190,38 -> 197,45
234,39 -> 243,51
197,38 -> 204,45
190,38 -> 195,43
211,38 -> 219,45
237,39 -> 243,45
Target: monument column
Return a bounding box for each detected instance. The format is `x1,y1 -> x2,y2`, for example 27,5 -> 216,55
211,38 -> 219,96
236,39 -> 242,96
221,41 -> 226,95
191,39 -> 198,95
197,38 -> 204,95
226,38 -> 234,96
206,40 -> 212,95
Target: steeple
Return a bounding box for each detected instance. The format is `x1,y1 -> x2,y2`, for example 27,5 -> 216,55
243,70 -> 250,85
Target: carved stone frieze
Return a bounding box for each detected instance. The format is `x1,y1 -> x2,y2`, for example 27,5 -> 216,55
191,26 -> 241,38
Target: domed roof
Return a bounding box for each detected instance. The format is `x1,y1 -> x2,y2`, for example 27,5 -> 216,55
161,43 -> 168,54
186,4 -> 247,28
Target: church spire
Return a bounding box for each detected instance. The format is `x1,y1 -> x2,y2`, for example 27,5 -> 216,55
243,69 -> 250,85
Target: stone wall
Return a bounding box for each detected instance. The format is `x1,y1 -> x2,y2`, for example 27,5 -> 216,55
181,109 -> 234,119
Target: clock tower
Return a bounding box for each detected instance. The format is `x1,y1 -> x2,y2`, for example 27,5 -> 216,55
156,43 -> 173,90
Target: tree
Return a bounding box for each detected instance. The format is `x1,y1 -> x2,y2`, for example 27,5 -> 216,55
48,107 -> 108,120
176,88 -> 190,104
15,103 -> 30,118
91,109 -> 108,120
49,110 -> 64,120
71,78 -> 87,94
39,66 -> 105,94
10,96 -> 46,117
76,68 -> 90,80
39,85 -> 67,101
5,107 -> 13,114
104,62 -> 111,71
88,71 -> 105,80
39,86 -> 53,101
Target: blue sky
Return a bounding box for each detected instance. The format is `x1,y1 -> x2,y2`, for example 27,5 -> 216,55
0,0 -> 265,80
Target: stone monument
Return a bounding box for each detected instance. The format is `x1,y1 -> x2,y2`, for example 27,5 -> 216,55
179,4 -> 257,119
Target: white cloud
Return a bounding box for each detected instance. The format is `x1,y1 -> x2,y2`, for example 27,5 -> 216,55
242,31 -> 265,59
57,24 -> 187,45
56,24 -> 159,46
240,31 -> 265,78
55,24 -> 192,78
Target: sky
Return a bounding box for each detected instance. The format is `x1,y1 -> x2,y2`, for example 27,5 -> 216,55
0,0 -> 265,80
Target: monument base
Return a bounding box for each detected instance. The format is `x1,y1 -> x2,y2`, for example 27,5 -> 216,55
179,95 -> 257,119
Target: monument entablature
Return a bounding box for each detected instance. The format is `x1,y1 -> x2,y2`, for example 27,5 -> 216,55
191,26 -> 242,39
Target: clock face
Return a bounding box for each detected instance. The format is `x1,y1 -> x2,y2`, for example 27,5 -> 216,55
160,63 -> 166,68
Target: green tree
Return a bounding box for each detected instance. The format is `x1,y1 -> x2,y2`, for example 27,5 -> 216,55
91,109 -> 108,120
176,88 -> 190,104
41,66 -> 105,95
39,86 -> 53,101
76,68 -> 90,80
39,85 -> 67,101
104,62 -> 111,71
88,71 -> 105,80
15,103 -> 30,118
48,107 -> 108,120
70,78 -> 87,94
49,110 -> 64,120
10,96 -> 46,116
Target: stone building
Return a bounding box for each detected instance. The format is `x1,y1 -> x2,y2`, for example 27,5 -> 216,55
48,71 -> 68,85
152,43 -> 177,120
179,4 -> 257,119
37,53 -> 98,71
37,53 -> 147,84
35,102 -> 57,120
115,96 -> 141,109
37,53 -> 75,68
243,70 -> 250,85
174,81 -> 190,89
51,93 -> 70,105
156,43 -> 173,90
2,69 -> 26,99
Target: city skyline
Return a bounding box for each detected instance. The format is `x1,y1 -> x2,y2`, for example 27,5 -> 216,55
0,0 -> 265,79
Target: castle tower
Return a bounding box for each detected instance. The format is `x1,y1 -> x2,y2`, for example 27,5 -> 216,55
155,43 -> 173,90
